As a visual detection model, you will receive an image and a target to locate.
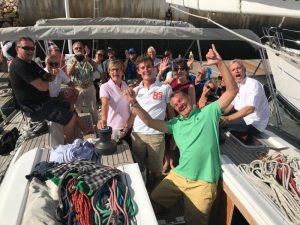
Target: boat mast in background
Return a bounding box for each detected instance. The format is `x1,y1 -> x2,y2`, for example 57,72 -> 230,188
64,0 -> 73,54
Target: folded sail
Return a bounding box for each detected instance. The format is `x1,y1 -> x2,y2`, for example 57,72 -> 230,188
166,0 -> 300,18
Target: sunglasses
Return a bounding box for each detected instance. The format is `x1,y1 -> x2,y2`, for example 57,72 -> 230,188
174,67 -> 187,72
18,46 -> 35,51
96,53 -> 104,56
48,62 -> 59,67
206,85 -> 215,92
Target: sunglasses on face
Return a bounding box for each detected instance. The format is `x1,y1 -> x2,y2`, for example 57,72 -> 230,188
97,53 -> 104,56
18,46 -> 35,51
48,62 -> 59,67
174,67 -> 187,72
206,85 -> 215,92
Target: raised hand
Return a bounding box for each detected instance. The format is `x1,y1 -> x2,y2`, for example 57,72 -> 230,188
205,44 -> 222,66
159,57 -> 170,73
187,57 -> 194,68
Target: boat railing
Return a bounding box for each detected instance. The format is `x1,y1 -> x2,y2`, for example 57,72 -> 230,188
262,27 -> 300,56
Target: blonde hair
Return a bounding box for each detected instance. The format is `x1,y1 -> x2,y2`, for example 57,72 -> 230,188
147,46 -> 156,55
108,59 -> 125,72
229,59 -> 246,71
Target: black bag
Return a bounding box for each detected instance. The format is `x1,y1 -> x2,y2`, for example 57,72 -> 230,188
0,127 -> 19,155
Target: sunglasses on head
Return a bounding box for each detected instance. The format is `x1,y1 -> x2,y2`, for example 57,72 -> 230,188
48,62 -> 59,67
174,67 -> 187,72
18,46 -> 35,51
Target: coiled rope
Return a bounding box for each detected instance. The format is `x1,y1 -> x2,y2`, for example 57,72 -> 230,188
239,152 -> 300,224
92,178 -> 138,225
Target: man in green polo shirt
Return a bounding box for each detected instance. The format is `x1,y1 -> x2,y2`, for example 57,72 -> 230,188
124,44 -> 238,225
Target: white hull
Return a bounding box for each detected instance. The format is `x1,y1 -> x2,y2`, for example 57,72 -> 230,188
266,47 -> 300,113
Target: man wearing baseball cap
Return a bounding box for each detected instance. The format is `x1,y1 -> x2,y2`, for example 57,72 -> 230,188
124,47 -> 138,83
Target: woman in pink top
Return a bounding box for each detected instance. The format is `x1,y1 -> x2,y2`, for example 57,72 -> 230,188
97,60 -> 133,145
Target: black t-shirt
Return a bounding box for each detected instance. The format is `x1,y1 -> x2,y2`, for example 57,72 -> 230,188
9,57 -> 50,106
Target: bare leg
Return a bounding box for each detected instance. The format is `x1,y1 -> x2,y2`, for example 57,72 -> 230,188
63,113 -> 77,144
76,115 -> 95,134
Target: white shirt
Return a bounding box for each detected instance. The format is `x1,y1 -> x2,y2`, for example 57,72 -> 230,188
133,80 -> 172,134
232,77 -> 270,132
93,61 -> 106,80
45,68 -> 71,97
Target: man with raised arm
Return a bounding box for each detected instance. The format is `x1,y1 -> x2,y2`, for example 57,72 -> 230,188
124,44 -> 238,225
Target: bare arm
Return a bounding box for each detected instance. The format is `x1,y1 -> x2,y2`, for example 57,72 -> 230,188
204,44 -> 238,111
217,61 -> 238,111
86,57 -> 98,71
163,77 -> 173,84
84,46 -> 98,71
188,85 -> 196,106
220,106 -> 255,125
126,112 -> 136,129
156,58 -> 170,81
30,79 -> 49,92
67,59 -> 77,77
97,97 -> 109,128
131,101 -> 169,133
29,67 -> 59,92
223,103 -> 234,115
123,88 -> 168,133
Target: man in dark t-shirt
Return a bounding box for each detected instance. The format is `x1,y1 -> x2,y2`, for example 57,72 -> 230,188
9,37 -> 79,143
10,57 -> 50,106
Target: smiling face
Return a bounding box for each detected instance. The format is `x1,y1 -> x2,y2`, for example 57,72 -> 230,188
170,92 -> 192,118
229,61 -> 246,84
137,58 -> 155,83
16,38 -> 35,63
174,60 -> 189,82
108,60 -> 124,85
147,47 -> 156,59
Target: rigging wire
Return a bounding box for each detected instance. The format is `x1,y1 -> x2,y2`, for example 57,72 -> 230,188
170,5 -> 300,64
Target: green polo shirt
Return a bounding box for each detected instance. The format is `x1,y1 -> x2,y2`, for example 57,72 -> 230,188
166,101 -> 222,183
